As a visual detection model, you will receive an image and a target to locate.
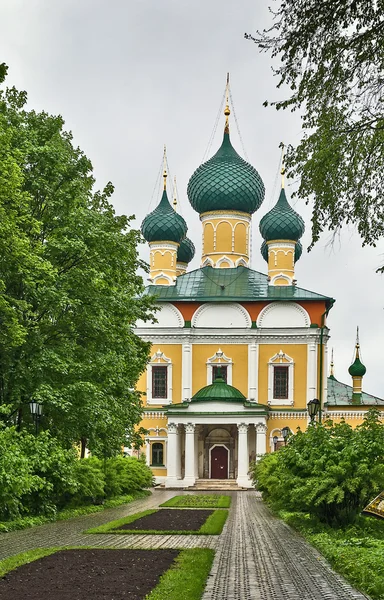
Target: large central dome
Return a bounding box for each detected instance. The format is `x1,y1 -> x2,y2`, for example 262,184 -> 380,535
187,131 -> 265,215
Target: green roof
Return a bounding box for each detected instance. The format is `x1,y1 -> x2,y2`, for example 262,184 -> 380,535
259,188 -> 305,242
187,131 -> 265,215
326,376 -> 383,406
348,356 -> 367,377
144,265 -> 334,306
191,377 -> 246,402
141,189 -> 187,244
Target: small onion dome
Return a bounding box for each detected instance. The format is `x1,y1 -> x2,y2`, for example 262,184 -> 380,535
177,237 -> 195,264
259,188 -> 305,242
187,131 -> 265,215
260,239 -> 303,263
191,376 -> 246,402
141,189 -> 187,244
348,353 -> 367,377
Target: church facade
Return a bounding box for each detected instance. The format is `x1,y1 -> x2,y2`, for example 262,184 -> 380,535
134,93 -> 384,488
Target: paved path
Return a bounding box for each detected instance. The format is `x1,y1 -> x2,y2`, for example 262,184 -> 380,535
0,490 -> 369,599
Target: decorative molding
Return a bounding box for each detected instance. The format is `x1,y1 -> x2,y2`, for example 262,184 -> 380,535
146,350 -> 173,405
268,411 -> 307,419
257,302 -> 311,328
268,350 -> 294,406
192,303 -> 252,329
152,272 -> 175,285
324,410 -> 384,420
256,423 -> 267,433
134,327 -> 329,344
206,348 -> 233,385
149,241 -> 178,250
167,422 -> 178,433
201,257 -> 214,267
216,255 -> 235,268
185,422 -> 195,434
238,423 -> 249,434
270,273 -> 294,285
143,411 -> 167,419
235,257 -> 248,267
200,212 -> 251,223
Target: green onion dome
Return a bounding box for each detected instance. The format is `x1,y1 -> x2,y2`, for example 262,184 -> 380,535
141,189 -> 187,244
187,132 -> 265,215
259,188 -> 305,242
348,353 -> 366,377
191,376 -> 246,402
177,237 -> 195,264
260,239 -> 302,263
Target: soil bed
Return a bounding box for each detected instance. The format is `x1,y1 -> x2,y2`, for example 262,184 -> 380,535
0,548 -> 179,600
114,509 -> 213,532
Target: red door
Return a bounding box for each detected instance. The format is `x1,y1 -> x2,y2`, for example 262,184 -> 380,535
211,446 -> 228,479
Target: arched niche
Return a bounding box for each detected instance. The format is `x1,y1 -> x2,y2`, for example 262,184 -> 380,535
257,302 -> 310,328
136,302 -> 184,328
192,303 -> 252,328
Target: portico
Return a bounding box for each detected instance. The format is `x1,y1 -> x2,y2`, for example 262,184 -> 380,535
164,376 -> 268,488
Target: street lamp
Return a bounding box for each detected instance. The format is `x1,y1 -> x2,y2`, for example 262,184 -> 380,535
29,401 -> 43,435
273,435 -> 278,451
281,426 -> 290,445
307,398 -> 320,423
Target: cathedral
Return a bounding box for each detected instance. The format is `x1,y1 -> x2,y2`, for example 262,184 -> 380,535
134,88 -> 384,489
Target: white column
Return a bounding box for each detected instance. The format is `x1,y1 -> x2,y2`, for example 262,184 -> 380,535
194,429 -> 199,478
165,423 -> 180,487
307,339 -> 318,404
237,423 -> 251,487
182,341 -> 192,401
248,341 -> 258,401
184,422 -> 196,486
255,423 -> 267,459
145,438 -> 151,467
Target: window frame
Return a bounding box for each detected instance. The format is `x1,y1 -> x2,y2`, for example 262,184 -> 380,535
273,366 -> 289,399
152,366 -> 168,399
146,350 -> 173,405
268,350 -> 294,406
151,442 -> 164,466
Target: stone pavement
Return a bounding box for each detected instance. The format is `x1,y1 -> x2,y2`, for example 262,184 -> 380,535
0,490 -> 369,599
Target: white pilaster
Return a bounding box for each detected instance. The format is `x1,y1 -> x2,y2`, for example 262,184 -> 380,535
165,423 -> 180,487
256,423 -> 267,459
323,343 -> 328,406
306,340 -> 318,404
182,341 -> 192,401
145,439 -> 150,467
237,423 -> 251,487
248,341 -> 258,401
184,422 -> 196,486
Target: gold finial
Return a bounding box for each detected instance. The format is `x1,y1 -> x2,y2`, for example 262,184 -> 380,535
163,145 -> 167,190
173,176 -> 177,210
280,142 -> 285,189
224,72 -> 230,133
330,348 -> 335,377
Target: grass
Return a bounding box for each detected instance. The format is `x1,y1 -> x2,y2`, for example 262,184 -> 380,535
278,510 -> 384,600
0,547 -> 214,600
160,494 -> 231,508
0,490 -> 151,533
86,508 -> 228,535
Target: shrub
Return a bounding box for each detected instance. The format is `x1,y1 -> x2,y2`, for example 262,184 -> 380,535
104,456 -> 153,498
252,409 -> 384,526
69,457 -> 106,506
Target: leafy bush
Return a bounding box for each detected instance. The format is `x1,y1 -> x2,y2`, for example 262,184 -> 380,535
252,409 -> 384,526
104,456 -> 153,498
68,457 -> 106,506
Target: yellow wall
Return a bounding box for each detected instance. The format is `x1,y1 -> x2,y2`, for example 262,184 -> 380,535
201,211 -> 250,267
234,222 -> 247,255
137,344 -> 183,406
258,344 -> 308,408
149,242 -> 178,282
192,344 -> 248,396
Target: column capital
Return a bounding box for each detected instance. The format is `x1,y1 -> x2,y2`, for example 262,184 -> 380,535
238,422 -> 249,434
256,423 -> 267,434
185,422 -> 195,434
167,422 -> 178,434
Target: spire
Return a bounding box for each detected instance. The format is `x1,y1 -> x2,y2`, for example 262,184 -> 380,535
163,145 -> 167,190
280,142 -> 285,189
348,326 -> 366,404
173,176 -> 177,210
224,73 -> 230,134
330,348 -> 335,379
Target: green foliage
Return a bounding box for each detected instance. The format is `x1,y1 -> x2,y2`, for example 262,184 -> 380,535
104,455 -> 154,498
246,2 -> 384,269
146,549 -> 215,600
0,66 -> 156,453
160,494 -> 231,508
277,510 -> 384,600
252,409 -> 384,526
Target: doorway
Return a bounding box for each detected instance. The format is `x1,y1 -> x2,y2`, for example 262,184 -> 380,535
210,445 -> 229,479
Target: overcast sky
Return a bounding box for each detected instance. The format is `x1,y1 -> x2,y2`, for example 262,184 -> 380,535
1,0 -> 383,398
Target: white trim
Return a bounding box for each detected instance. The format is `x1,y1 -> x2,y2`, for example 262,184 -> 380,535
209,443 -> 229,479
206,348 -> 233,385
146,350 -> 173,405
269,273 -> 293,285
191,303 -> 252,329
268,350 -> 294,406
135,327 -> 329,344
235,257 -> 248,267
151,272 -> 175,285
201,257 -> 214,267
248,341 -> 258,402
257,302 -> 311,328
182,341 -> 192,401
216,255 -> 235,268
306,340 -> 318,404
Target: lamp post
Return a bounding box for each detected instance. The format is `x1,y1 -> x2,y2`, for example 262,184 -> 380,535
281,426 -> 290,445
307,398 -> 320,423
29,401 -> 43,435
273,435 -> 278,451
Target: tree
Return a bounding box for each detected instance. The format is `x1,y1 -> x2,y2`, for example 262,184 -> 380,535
0,65 -> 156,454
252,409 -> 384,526
246,2 -> 384,270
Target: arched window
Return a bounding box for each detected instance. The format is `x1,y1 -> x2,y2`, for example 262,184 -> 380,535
152,443 -> 164,466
